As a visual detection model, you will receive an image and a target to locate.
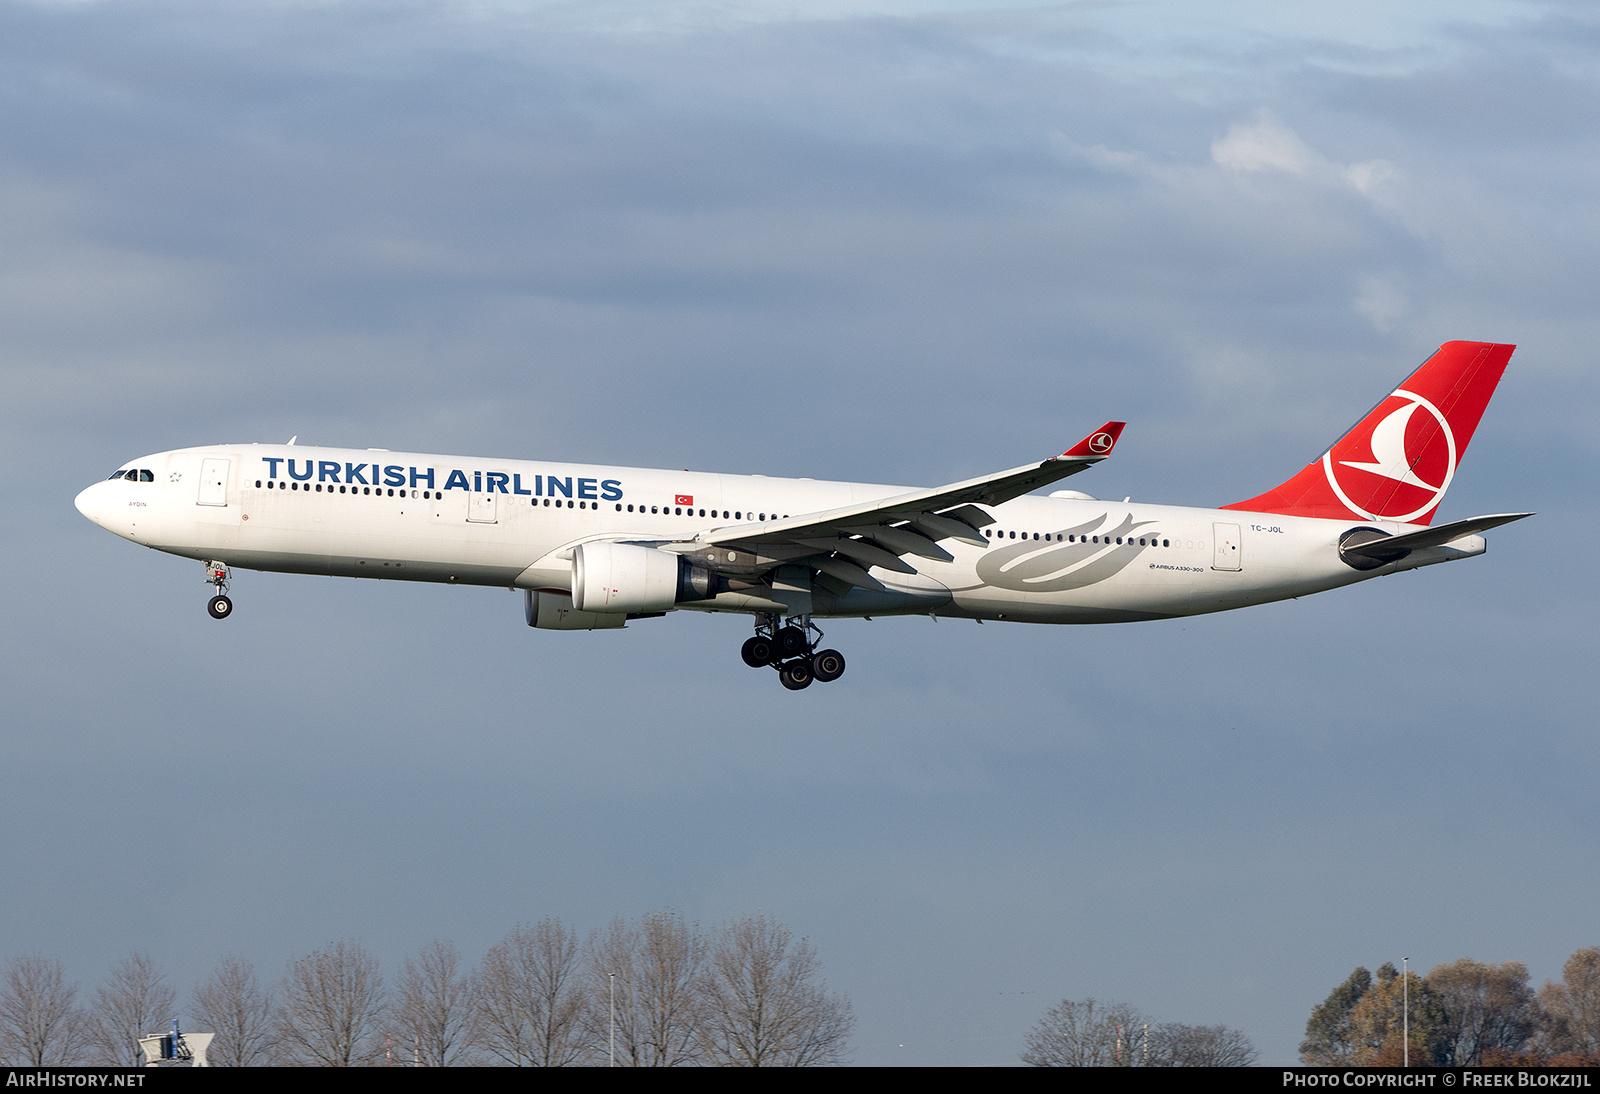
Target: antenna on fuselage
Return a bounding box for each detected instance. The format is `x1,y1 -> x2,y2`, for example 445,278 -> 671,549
287,436 -> 297,445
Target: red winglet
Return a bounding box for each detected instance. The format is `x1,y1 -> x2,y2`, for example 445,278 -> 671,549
1061,421 -> 1126,459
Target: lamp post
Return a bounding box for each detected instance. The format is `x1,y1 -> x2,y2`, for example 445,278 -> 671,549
1403,957 -> 1410,1068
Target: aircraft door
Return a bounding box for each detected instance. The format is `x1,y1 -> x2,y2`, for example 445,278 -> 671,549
198,459 -> 229,506
467,492 -> 497,524
1212,522 -> 1241,571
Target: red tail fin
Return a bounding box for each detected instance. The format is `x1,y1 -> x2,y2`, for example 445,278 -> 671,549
1223,341 -> 1514,525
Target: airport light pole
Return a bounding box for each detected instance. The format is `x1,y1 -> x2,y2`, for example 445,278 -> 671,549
1403,957 -> 1409,1068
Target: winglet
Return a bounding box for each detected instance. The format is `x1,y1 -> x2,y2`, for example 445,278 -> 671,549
1060,422 -> 1125,459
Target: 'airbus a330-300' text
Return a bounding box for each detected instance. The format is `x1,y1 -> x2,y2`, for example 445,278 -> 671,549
76,341 -> 1529,689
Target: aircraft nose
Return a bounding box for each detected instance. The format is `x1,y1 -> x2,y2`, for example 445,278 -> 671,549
75,482 -> 107,527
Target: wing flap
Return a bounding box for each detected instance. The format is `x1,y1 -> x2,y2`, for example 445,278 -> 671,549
840,523 -> 955,562
906,512 -> 990,548
796,536 -> 919,574
809,555 -> 889,592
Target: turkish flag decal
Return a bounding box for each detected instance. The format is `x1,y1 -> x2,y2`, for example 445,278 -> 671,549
675,495 -> 694,506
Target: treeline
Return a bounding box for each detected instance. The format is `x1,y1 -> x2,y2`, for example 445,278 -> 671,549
0,911 -> 853,1067
1301,948 -> 1600,1066
1021,997 -> 1257,1066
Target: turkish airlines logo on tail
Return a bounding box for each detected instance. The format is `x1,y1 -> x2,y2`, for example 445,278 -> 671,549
1086,432 -> 1116,454
1321,388 -> 1457,522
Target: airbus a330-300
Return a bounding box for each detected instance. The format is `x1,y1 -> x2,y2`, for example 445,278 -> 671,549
76,341 -> 1529,690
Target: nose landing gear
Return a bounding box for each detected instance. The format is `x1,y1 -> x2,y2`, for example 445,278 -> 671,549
742,615 -> 846,690
205,561 -> 233,619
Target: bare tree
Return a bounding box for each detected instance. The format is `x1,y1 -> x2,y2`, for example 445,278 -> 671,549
477,919 -> 589,1066
699,915 -> 853,1066
0,955 -> 85,1066
1022,998 -> 1153,1067
1426,958 -> 1538,1066
192,956 -> 276,1066
275,940 -> 387,1066
1148,1022 -> 1258,1066
393,939 -> 478,1066
86,952 -> 177,1066
1538,947 -> 1600,1061
587,911 -> 705,1066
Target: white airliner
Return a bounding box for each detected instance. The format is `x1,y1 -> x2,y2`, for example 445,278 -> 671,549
75,341 -> 1529,689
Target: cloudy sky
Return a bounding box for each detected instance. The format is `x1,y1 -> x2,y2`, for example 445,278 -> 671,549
3,0 -> 1596,1066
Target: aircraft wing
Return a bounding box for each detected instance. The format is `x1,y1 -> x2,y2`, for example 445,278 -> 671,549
689,422 -> 1125,588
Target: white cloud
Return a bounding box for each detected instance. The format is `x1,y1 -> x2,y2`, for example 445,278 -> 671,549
1342,158 -> 1397,195
1354,273 -> 1409,333
1212,110 -> 1399,203
1211,111 -> 1319,175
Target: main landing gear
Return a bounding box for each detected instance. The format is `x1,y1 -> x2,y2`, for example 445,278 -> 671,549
204,561 -> 233,619
741,616 -> 845,691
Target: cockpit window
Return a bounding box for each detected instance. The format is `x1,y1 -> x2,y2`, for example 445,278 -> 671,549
139,470 -> 154,482
108,470 -> 128,480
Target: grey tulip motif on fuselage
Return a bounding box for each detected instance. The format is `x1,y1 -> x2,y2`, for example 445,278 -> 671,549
958,512 -> 1159,593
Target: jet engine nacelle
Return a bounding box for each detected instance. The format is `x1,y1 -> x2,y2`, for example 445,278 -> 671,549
572,541 -> 714,614
525,590 -> 627,630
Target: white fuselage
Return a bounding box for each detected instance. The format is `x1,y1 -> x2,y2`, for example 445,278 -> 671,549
74,443 -> 1483,625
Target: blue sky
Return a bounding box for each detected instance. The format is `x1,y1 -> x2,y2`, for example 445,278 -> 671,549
2,0 -> 1595,1066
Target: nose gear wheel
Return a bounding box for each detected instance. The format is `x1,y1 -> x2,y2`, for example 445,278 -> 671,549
204,561 -> 233,620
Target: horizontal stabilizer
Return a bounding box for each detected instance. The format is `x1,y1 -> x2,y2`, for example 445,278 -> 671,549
1343,512 -> 1533,559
